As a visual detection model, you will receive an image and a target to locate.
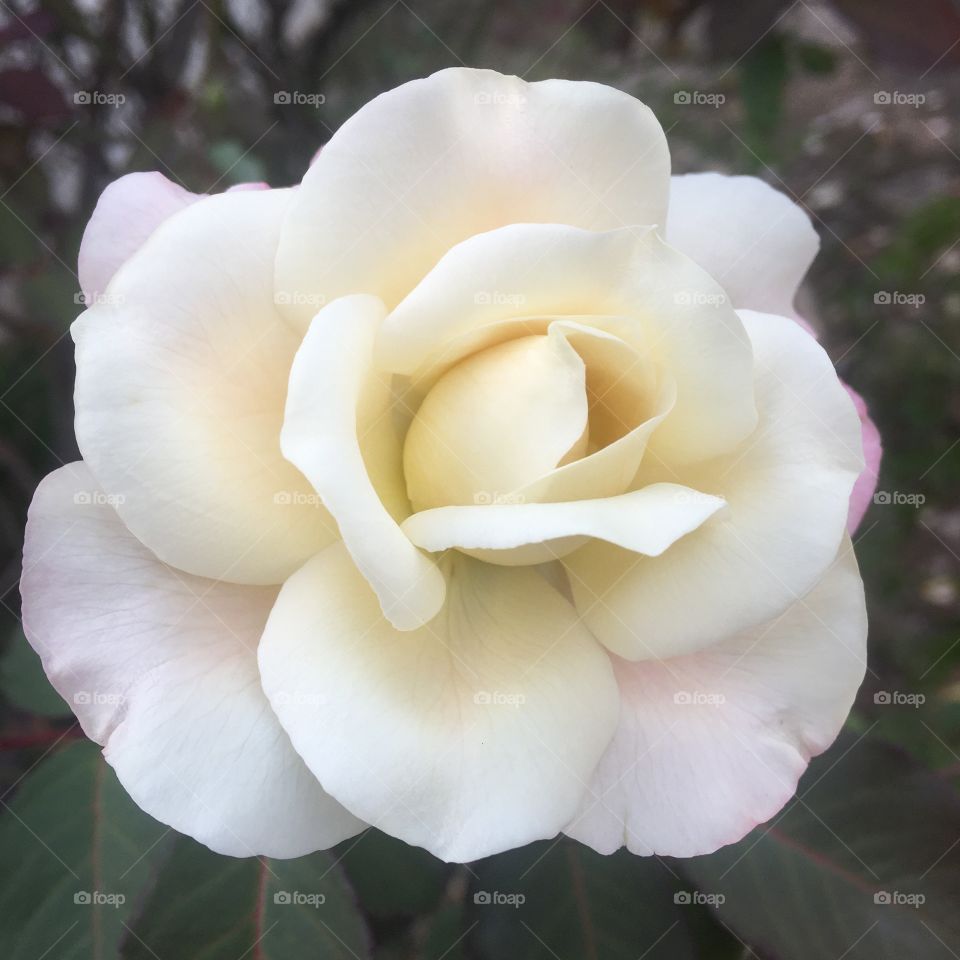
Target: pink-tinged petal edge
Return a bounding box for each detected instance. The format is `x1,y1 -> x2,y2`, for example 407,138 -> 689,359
78,172 -> 200,302
78,172 -> 271,302
845,384 -> 882,534
793,314 -> 881,534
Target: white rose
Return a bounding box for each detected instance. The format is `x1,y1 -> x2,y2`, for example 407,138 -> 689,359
22,68 -> 878,862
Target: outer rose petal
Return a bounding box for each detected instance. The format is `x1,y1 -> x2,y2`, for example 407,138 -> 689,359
257,542 -> 620,863
73,187 -> 338,585
565,543 -> 866,857
77,172 -> 269,301
666,173 -> 819,316
78,172 -> 198,302
21,463 -> 364,858
566,312 -> 864,660
788,315 -> 882,534
275,67 -> 671,328
845,384 -> 882,533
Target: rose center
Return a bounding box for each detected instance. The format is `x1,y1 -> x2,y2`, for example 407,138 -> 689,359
403,328 -> 656,512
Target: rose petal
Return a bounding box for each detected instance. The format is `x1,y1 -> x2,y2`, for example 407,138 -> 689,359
78,171 -> 199,302
379,223 -> 758,464
257,542 -> 619,862
78,173 -> 273,303
73,187 -> 338,585
281,294 -> 446,631
403,330 -> 589,512
666,173 -> 819,316
565,543 -> 866,857
787,316 -> 882,534
21,463 -> 364,858
844,384 -> 882,533
276,67 -> 670,328
512,321 -> 676,504
566,311 -> 864,660
401,483 -> 724,565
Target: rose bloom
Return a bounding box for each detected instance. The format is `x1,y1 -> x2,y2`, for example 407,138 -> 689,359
22,68 -> 880,862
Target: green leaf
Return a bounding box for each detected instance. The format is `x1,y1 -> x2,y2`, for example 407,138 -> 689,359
680,732 -> 960,958
468,839 -> 698,960
122,835 -> 370,959
0,740 -> 169,960
874,196 -> 960,285
738,33 -> 789,167
336,828 -> 449,918
1,627 -> 70,717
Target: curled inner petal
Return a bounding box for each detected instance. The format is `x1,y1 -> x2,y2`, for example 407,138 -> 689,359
403,332 -> 589,512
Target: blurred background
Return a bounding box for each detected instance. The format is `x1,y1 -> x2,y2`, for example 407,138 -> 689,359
0,1 -> 959,958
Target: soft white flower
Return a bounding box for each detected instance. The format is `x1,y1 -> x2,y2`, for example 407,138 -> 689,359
22,68 -> 879,862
